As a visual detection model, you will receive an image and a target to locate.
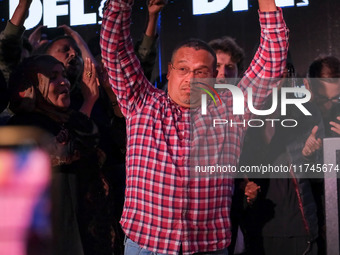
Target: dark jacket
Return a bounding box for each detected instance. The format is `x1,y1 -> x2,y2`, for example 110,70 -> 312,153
238,101 -> 324,242
0,21 -> 25,83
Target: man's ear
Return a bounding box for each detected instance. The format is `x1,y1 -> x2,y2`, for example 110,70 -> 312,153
303,78 -> 311,91
166,62 -> 172,80
303,78 -> 315,101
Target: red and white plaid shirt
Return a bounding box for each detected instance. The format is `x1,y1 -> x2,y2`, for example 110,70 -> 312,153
101,1 -> 289,254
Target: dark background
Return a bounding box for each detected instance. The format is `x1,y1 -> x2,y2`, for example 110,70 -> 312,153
1,0 -> 340,80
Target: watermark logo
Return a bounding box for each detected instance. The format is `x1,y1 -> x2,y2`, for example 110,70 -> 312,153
197,82 -> 222,114
201,84 -> 312,116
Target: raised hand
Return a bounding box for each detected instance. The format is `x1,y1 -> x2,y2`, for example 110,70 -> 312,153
258,0 -> 277,12
28,25 -> 48,51
302,126 -> 322,157
145,0 -> 167,37
79,58 -> 99,117
58,24 -> 74,37
10,0 -> 33,26
148,0 -> 167,16
330,116 -> 340,135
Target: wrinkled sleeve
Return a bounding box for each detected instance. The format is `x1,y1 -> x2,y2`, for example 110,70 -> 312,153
100,0 -> 153,118
239,8 -> 289,120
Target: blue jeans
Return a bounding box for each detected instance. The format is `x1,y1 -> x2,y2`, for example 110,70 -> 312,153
124,237 -> 228,255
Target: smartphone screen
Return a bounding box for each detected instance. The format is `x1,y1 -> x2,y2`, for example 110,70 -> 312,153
0,127 -> 51,255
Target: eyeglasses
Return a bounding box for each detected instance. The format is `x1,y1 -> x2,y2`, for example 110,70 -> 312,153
170,64 -> 210,78
314,95 -> 340,104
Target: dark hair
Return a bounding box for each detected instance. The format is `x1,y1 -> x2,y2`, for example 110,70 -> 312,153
208,36 -> 245,75
308,56 -> 340,79
308,56 -> 340,89
171,38 -> 217,70
42,35 -> 81,57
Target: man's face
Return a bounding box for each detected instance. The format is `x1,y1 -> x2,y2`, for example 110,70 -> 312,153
312,80 -> 340,117
167,47 -> 215,108
216,50 -> 238,83
47,38 -> 83,83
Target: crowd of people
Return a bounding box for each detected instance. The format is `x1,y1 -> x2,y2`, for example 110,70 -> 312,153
0,0 -> 339,254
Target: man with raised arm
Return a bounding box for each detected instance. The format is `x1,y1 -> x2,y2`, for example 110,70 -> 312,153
0,0 -> 32,82
101,0 -> 289,254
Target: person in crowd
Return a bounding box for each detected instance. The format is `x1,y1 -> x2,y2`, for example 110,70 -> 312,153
7,55 -> 113,255
134,0 -> 167,81
26,3 -> 165,252
303,55 -> 340,255
306,56 -> 340,137
237,81 -> 324,254
0,0 -> 32,82
89,1 -> 167,251
0,0 -> 34,122
228,61 -> 302,255
39,32 -> 94,111
208,36 -> 245,84
100,0 -> 288,255
39,33 -> 98,117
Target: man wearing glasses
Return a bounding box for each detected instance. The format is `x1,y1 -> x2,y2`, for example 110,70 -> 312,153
301,56 -> 340,254
100,0 -> 289,254
306,56 -> 340,137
